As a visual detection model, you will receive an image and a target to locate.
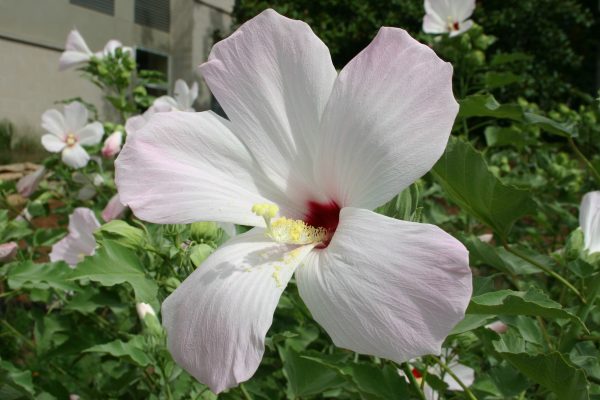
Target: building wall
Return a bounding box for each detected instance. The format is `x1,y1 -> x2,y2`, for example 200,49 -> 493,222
0,0 -> 233,140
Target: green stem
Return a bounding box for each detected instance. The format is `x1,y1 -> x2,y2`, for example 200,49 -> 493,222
568,136 -> 600,185
502,243 -> 585,304
240,383 -> 253,400
400,362 -> 427,400
431,356 -> 478,400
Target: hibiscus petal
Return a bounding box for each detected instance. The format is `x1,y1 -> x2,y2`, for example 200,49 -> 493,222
50,208 -> 100,267
423,13 -> 448,34
77,122 -> 104,146
41,109 -> 66,138
102,193 -> 127,222
316,27 -> 458,210
62,144 -> 90,169
64,102 -> 88,133
41,134 -> 66,153
59,30 -> 93,70
451,0 -> 476,22
580,191 -> 600,254
115,111 -> 288,225
296,207 -> 471,363
200,9 -> 337,210
162,228 -> 315,393
174,79 -> 195,111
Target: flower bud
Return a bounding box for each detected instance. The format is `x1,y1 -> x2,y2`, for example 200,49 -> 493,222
485,320 -> 508,333
136,302 -> 156,319
101,131 -> 123,158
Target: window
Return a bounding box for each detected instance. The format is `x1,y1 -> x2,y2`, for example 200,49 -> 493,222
136,48 -> 169,97
70,0 -> 114,15
135,0 -> 170,32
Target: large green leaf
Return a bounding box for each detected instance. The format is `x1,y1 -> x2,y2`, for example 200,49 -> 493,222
494,336 -> 589,400
278,347 -> 346,397
431,138 -> 535,239
95,220 -> 146,249
458,94 -> 523,120
468,288 -> 586,330
4,260 -> 78,292
70,240 -> 157,304
85,336 -> 152,367
524,112 -> 578,138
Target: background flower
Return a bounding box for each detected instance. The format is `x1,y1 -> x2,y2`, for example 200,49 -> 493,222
49,208 -> 100,267
423,0 -> 475,37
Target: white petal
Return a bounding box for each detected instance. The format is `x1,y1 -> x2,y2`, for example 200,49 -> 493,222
102,193 -> 127,221
41,109 -> 66,138
62,144 -> 90,169
581,191 -> 600,254
315,28 -> 458,210
115,111 -> 289,226
41,134 -> 66,153
102,39 -> 123,56
63,102 -> 89,133
199,9 -> 338,209
296,208 -> 471,363
0,242 -> 18,262
162,228 -> 315,393
443,362 -> 475,391
173,79 -> 195,111
77,122 -> 104,146
17,167 -> 46,198
124,115 -> 149,136
423,13 -> 448,34
425,0 -> 452,23
152,96 -> 178,112
59,29 -> 92,70
50,208 -> 100,267
451,0 -> 476,21
450,20 -> 474,37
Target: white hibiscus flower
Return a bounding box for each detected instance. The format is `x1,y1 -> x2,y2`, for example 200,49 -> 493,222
423,0 -> 476,37
116,9 -> 472,393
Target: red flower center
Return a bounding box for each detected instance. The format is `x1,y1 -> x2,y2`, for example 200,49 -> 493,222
453,21 -> 460,31
304,201 -> 340,248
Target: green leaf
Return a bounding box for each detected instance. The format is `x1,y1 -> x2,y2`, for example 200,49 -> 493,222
0,359 -> 35,397
468,288 -> 587,330
375,182 -> 421,221
494,335 -> 589,400
458,94 -> 523,120
4,260 -> 78,292
85,336 -> 152,366
431,138 -> 535,239
524,112 -> 578,138
278,347 -> 346,397
95,220 -> 145,249
70,240 -> 157,304
484,126 -> 534,149
484,72 -> 522,89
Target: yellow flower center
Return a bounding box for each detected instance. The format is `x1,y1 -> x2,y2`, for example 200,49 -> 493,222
65,133 -> 77,147
252,203 -> 328,245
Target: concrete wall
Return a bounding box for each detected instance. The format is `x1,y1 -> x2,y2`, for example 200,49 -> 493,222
0,0 -> 233,140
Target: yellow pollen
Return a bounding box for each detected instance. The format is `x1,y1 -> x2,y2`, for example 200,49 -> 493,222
65,133 -> 77,147
252,203 -> 328,245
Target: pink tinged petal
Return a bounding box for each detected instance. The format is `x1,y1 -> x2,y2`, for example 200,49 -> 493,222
102,193 -> 127,222
199,9 -> 338,209
580,191 -> 600,254
62,144 -> 90,169
59,29 -> 93,71
162,228 -> 315,393
41,109 -> 67,138
115,111 -> 281,226
17,167 -> 46,197
102,39 -> 124,56
485,320 -> 508,333
316,28 -> 458,210
125,115 -> 149,136
50,208 -> 100,267
0,242 -> 18,262
41,134 -> 66,153
64,102 -> 89,133
102,131 -> 123,158
152,96 -> 178,112
77,122 -> 104,146
296,207 -> 472,363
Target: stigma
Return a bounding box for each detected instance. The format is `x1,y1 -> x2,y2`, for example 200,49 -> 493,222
65,133 -> 77,147
252,203 -> 328,245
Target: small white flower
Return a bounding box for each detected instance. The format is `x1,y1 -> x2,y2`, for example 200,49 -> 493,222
580,191 -> 600,254
101,131 -> 123,158
0,242 -> 18,262
50,208 -> 100,267
40,102 -> 104,169
423,0 -> 476,37
102,193 -> 127,222
17,166 -> 46,198
59,29 -> 132,71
